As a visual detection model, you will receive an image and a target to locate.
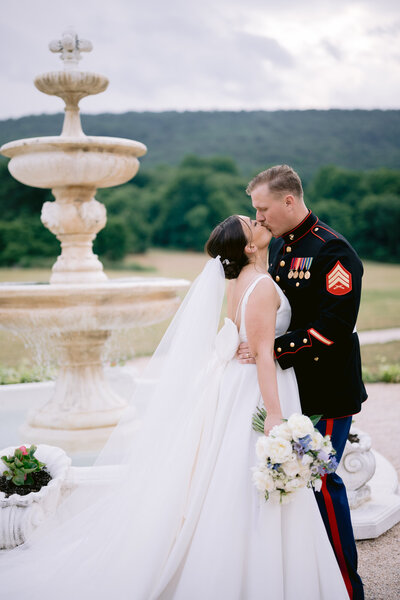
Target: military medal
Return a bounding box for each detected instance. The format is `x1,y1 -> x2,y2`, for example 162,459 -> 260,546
304,257 -> 313,279
293,257 -> 301,279
299,257 -> 305,279
288,258 -> 296,279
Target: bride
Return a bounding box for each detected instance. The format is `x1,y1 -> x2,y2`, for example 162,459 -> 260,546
0,215 -> 349,599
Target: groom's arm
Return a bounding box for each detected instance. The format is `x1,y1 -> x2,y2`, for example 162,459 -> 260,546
274,239 -> 363,370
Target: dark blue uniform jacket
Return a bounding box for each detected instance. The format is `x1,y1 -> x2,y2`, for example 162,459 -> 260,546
268,210 -> 368,418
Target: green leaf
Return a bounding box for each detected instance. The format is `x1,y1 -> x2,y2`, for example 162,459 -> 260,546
28,445 -> 37,457
12,473 -> 26,486
310,414 -> 323,426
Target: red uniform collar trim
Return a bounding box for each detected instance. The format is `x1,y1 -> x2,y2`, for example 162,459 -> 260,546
280,211 -> 318,245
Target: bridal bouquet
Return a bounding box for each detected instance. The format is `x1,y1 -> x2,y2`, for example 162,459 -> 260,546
251,408 -> 337,504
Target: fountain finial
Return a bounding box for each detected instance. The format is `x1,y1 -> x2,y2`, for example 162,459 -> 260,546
49,28 -> 93,70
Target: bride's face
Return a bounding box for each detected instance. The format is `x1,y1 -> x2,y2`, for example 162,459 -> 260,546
238,215 -> 272,250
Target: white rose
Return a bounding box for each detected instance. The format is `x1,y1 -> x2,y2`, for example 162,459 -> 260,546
322,436 -> 334,454
301,454 -> 313,466
255,436 -> 270,461
287,413 -> 314,440
309,430 -> 324,451
265,437 -> 293,464
285,477 -> 304,492
282,454 -> 301,477
297,463 -> 312,481
252,468 -> 275,493
270,422 -> 292,441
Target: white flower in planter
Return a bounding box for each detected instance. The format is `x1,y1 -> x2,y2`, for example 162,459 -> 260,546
0,444 -> 71,549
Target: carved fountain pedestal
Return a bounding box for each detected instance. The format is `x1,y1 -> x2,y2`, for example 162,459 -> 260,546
0,30 -> 188,452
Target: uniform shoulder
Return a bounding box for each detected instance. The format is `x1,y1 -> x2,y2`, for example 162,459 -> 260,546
311,219 -> 345,244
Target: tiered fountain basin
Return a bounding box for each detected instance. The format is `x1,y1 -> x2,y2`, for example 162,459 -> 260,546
0,277 -> 188,451
1,136 -> 146,189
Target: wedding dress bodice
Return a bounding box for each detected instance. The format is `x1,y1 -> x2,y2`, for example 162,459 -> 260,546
215,275 -> 291,364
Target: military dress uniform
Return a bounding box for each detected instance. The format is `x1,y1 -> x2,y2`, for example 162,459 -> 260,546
269,210 -> 367,600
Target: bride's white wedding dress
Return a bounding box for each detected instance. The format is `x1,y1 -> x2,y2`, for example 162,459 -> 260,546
0,262 -> 349,599
152,274 -> 348,600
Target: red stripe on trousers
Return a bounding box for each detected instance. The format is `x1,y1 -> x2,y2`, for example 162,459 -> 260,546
321,418 -> 353,599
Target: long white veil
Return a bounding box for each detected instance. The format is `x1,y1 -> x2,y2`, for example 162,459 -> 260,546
0,257 -> 226,599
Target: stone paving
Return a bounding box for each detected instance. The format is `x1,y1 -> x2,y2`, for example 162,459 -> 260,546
358,328 -> 400,346
353,383 -> 400,600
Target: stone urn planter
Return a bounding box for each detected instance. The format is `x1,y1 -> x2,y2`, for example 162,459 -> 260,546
0,444 -> 71,549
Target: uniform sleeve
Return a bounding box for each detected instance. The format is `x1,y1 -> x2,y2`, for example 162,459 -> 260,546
274,239 -> 363,370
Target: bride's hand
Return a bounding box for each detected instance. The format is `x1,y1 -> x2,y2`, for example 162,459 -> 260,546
237,342 -> 256,364
263,413 -> 283,436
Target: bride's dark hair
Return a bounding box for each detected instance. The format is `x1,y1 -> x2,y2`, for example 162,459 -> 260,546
205,215 -> 250,279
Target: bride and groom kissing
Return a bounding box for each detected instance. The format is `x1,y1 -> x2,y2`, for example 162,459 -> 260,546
1,164 -> 366,600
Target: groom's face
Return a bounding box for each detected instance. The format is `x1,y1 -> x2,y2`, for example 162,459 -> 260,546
251,183 -> 291,238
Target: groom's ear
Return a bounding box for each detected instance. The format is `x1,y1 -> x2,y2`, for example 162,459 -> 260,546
284,194 -> 295,209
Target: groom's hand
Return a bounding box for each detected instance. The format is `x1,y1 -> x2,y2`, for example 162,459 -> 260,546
237,342 -> 256,364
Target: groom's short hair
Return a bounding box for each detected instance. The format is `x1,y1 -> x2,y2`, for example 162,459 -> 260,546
246,165 -> 303,198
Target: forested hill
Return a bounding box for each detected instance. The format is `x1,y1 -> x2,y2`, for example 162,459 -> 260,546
1,110 -> 399,181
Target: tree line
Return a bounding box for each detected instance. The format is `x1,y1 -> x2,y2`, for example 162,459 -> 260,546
1,110 -> 400,181
0,156 -> 399,266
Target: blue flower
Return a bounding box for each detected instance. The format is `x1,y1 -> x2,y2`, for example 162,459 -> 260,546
325,457 -> 338,473
293,443 -> 304,457
298,435 -> 312,452
317,450 -> 329,462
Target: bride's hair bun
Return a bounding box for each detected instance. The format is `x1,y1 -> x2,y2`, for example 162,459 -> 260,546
221,258 -> 241,279
205,215 -> 250,280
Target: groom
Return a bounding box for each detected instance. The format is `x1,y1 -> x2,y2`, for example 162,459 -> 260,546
239,164 -> 366,600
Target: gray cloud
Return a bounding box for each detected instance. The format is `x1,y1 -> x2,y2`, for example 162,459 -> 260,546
0,0 -> 399,117
234,33 -> 295,68
368,21 -> 400,36
321,40 -> 343,62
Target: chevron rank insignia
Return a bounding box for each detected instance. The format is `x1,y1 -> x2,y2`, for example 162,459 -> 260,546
326,261 -> 352,295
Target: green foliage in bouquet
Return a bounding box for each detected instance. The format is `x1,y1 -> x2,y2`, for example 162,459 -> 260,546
252,406 -> 323,433
1,445 -> 45,487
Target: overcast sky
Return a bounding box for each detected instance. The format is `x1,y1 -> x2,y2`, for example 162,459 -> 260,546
1,0 -> 399,119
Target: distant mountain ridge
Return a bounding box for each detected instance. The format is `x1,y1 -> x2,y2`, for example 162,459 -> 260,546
1,109 -> 399,181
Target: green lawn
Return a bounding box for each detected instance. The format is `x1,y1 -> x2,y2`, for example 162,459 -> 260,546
0,253 -> 399,378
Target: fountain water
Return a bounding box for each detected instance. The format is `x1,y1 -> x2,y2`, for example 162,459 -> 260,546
0,30 -> 188,452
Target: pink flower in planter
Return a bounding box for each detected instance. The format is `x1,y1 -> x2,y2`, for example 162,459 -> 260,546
19,446 -> 28,455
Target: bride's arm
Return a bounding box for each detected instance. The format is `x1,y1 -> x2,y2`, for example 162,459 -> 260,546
245,279 -> 282,435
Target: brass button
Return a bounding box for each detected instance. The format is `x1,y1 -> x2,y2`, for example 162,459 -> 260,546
296,282 -> 300,287
314,227 -> 319,232
289,234 -> 294,240
286,246 -> 292,253
290,342 -> 295,348
275,275 -> 280,282
280,260 -> 285,267
303,338 -> 308,344
314,356 -> 319,362
277,347 -> 282,353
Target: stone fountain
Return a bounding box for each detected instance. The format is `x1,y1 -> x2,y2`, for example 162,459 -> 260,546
0,30 -> 188,452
